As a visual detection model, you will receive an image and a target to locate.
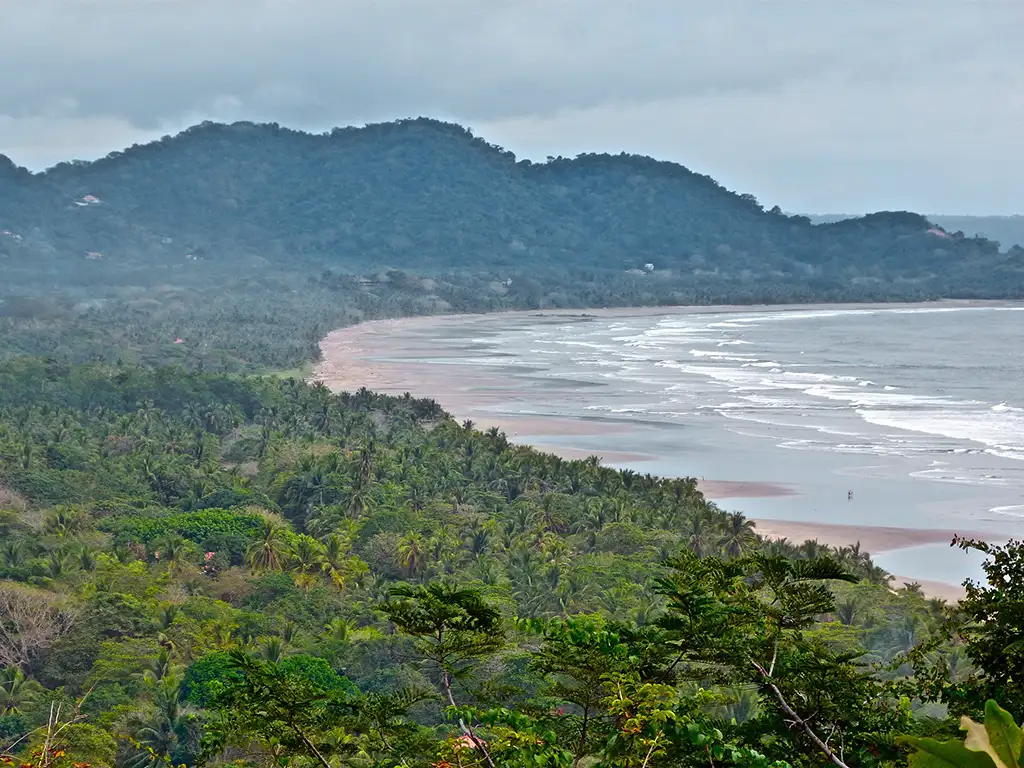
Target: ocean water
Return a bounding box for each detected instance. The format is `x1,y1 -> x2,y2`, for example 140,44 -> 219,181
389,304 -> 1024,580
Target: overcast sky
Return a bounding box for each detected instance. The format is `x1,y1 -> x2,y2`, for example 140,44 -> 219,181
3,1 -> 1021,214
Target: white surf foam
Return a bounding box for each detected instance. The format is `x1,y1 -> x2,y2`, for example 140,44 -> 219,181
688,349 -> 757,361
990,504 -> 1024,518
859,407 -> 1024,462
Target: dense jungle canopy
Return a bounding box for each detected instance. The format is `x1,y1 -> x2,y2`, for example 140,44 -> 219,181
2,121 -> 1023,767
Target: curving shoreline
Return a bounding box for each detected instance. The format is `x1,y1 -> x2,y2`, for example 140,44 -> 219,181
312,302 -> 1015,600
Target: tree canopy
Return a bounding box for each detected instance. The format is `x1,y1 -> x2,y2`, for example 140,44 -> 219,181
0,361 -> 1020,767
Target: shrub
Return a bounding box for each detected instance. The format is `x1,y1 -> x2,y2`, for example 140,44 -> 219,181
103,507 -> 265,547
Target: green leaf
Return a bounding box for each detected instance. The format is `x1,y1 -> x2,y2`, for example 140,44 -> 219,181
979,700 -> 1021,768
963,717 -> 1009,768
902,735 -> 998,768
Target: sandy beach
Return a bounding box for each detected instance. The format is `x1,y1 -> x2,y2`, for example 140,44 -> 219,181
752,519 -> 960,555
313,304 -> 1021,600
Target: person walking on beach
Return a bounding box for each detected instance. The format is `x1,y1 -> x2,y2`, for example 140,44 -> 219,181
848,489 -> 853,502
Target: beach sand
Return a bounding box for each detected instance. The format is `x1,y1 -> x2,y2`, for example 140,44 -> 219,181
313,307 -> 999,601
699,480 -> 795,499
751,519 -> 960,554
885,577 -> 967,603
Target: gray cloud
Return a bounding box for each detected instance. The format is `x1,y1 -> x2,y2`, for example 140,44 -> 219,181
2,1 -> 1022,213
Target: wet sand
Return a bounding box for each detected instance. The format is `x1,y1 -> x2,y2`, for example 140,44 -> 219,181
700,480 -> 795,499
752,519 -> 961,554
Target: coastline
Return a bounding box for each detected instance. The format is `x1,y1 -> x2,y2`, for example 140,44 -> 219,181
312,301 -> 1018,600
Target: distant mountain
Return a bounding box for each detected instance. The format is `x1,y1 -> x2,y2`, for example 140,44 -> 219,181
1,118 -> 1022,371
806,214 -> 1024,250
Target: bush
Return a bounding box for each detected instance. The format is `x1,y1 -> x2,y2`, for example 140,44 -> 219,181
182,651 -> 244,708
277,654 -> 357,695
242,573 -> 301,610
103,507 -> 265,546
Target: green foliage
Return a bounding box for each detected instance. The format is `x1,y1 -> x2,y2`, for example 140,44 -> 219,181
655,552 -> 908,765
0,360 -> 1004,768
104,508 -> 265,548
276,654 -> 357,695
907,538 -> 1024,721
0,666 -> 42,715
180,652 -> 243,708
903,700 -> 1023,768
953,539 -> 1024,715
4,116 -> 1018,766
199,651 -> 356,766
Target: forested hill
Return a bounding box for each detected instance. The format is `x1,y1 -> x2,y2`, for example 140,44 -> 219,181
2,117 -> 1023,372
807,213 -> 1024,250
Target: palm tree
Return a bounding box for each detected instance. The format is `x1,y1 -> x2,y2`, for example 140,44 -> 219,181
44,506 -> 91,538
136,648 -> 184,686
0,665 -> 42,715
763,537 -> 792,558
290,534 -> 326,573
157,602 -> 180,631
484,426 -> 509,452
684,509 -> 711,558
927,597 -> 947,616
77,543 -> 98,572
277,462 -> 325,523
722,688 -> 760,724
355,442 -> 375,483
448,484 -> 473,514
246,523 -> 290,571
321,618 -> 352,645
540,495 -> 569,533
835,598 -> 858,626
945,646 -> 973,683
154,534 -> 192,576
864,563 -> 893,587
465,523 -> 492,559
620,469 -> 638,490
45,549 -> 73,580
397,534 -> 425,579
719,512 -> 756,558
318,532 -> 352,587
209,619 -> 237,649
345,476 -> 374,519
0,540 -> 27,568
467,557 -> 506,587
888,615 -> 922,654
797,539 -> 828,560
555,571 -> 594,615
508,548 -> 542,589
261,636 -> 286,662
289,534 -> 326,592
427,529 -> 459,570
127,674 -> 195,768
901,581 -> 924,597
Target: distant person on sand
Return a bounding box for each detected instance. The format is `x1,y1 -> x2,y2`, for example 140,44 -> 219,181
848,490 -> 853,501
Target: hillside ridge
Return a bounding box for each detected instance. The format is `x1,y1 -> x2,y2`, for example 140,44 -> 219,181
2,117 -> 1022,371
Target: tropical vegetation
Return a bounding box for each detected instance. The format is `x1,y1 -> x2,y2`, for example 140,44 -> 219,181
0,360 -> 1021,767
3,118 -> 1024,766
